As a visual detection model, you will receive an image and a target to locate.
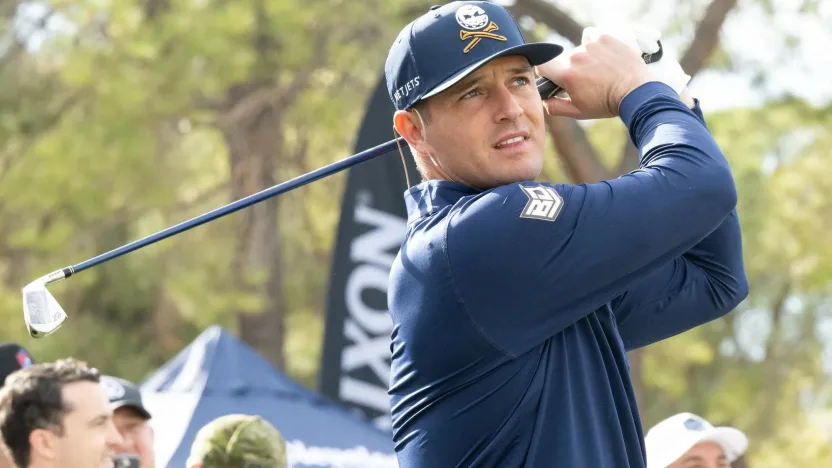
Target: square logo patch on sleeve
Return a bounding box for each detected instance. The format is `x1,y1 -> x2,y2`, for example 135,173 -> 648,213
519,185 -> 564,222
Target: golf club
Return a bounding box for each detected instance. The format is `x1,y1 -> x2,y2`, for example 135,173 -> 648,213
21,34 -> 667,338
22,137 -> 406,338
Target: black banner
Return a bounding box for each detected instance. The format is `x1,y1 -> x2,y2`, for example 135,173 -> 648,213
319,76 -> 419,431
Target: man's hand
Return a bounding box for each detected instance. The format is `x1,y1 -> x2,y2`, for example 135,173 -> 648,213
535,27 -> 651,120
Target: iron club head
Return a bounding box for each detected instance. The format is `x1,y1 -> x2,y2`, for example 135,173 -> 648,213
22,271 -> 69,338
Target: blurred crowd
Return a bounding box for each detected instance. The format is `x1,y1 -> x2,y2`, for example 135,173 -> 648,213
0,343 -> 286,468
0,341 -> 749,468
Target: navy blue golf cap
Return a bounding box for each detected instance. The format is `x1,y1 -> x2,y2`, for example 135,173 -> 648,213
385,1 -> 563,110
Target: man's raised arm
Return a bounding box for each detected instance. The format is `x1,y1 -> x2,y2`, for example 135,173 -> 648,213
446,81 -> 741,357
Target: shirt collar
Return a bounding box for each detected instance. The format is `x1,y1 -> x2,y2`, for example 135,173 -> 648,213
404,180 -> 481,224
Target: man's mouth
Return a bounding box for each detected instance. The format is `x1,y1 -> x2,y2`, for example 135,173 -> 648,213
494,132 -> 530,149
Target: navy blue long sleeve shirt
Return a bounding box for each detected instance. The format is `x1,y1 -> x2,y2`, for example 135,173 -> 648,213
386,81 -> 749,468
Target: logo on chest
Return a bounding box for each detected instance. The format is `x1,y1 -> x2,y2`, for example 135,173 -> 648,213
518,185 -> 564,222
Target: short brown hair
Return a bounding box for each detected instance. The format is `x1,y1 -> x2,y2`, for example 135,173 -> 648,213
0,358 -> 100,467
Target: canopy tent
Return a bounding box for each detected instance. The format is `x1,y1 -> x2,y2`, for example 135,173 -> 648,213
139,325 -> 397,468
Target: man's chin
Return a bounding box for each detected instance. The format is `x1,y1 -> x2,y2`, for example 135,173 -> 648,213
489,172 -> 541,189
503,164 -> 544,185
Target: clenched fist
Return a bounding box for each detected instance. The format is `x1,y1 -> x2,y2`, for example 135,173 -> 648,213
535,27 -> 652,120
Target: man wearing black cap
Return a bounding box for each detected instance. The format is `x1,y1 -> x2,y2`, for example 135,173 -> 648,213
0,344 -> 36,387
386,1 -> 747,467
0,343 -> 36,468
100,376 -> 155,468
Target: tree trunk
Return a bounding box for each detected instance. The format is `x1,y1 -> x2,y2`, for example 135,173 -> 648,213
546,117 -> 611,182
222,91 -> 285,370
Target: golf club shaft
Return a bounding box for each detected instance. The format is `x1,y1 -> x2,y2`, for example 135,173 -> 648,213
45,40 -> 665,282
57,137 -> 407,279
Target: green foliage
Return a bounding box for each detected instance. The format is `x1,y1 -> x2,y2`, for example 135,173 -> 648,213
0,0 -> 830,465
582,98 -> 832,465
0,0 -> 405,379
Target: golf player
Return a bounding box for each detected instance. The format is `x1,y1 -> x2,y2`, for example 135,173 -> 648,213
645,413 -> 748,467
385,1 -> 748,467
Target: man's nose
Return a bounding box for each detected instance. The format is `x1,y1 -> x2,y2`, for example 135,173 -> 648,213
492,85 -> 524,122
107,423 -> 126,448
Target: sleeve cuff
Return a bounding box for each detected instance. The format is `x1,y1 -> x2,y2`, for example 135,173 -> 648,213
618,81 -> 684,129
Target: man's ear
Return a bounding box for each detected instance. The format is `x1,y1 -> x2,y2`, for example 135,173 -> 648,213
29,428 -> 57,461
393,110 -> 427,155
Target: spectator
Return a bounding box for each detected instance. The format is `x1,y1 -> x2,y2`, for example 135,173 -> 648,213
0,344 -> 37,468
645,412 -> 748,468
186,414 -> 287,468
100,376 -> 155,468
0,344 -> 36,386
0,357 -> 122,468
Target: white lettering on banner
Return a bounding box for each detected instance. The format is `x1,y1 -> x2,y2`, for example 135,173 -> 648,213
339,195 -> 405,431
341,376 -> 393,431
342,319 -> 391,384
350,202 -> 405,268
285,439 -> 398,468
345,265 -> 392,334
372,413 -> 391,430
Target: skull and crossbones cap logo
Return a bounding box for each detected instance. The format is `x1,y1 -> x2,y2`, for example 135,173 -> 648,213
456,4 -> 489,30
385,1 -> 564,111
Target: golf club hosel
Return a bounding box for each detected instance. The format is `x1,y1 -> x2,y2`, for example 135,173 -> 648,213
45,268 -> 72,285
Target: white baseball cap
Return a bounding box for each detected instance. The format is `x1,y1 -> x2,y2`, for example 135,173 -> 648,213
645,412 -> 748,468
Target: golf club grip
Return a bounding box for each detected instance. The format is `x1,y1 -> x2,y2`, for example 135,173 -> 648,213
536,40 -> 664,100
536,78 -> 564,100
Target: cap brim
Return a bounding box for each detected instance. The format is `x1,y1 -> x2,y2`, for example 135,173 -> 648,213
419,42 -> 563,101
702,427 -> 748,462
649,427 -> 749,468
111,401 -> 152,420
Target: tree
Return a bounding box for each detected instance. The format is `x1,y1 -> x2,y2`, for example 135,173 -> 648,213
0,1 -> 829,465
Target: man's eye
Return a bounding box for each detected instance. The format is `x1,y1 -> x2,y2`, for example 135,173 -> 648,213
461,88 -> 481,99
513,76 -> 531,86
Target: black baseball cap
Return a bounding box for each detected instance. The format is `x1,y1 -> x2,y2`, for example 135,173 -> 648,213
100,375 -> 152,420
385,1 -> 563,111
0,343 -> 36,387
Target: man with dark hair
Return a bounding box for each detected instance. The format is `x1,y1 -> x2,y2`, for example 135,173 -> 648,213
0,357 -> 123,468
